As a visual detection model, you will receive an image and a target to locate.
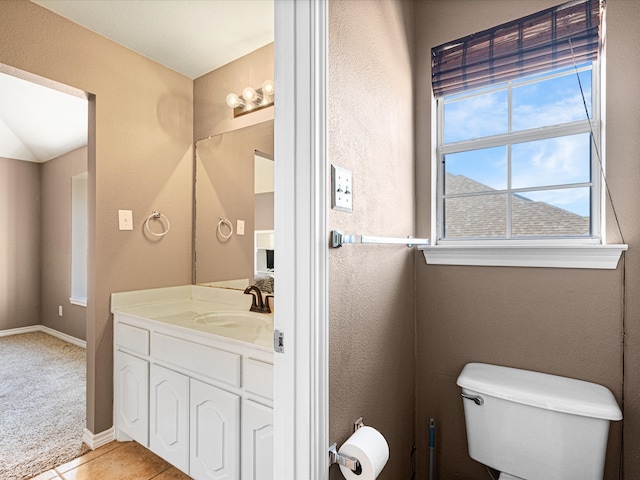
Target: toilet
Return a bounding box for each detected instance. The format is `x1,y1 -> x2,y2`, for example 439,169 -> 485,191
457,363 -> 622,480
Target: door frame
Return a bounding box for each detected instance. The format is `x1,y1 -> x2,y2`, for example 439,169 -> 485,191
273,1 -> 329,479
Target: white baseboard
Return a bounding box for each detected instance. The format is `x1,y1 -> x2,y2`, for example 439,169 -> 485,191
0,325 -> 86,348
39,325 -> 86,348
0,325 -> 40,337
83,427 -> 115,450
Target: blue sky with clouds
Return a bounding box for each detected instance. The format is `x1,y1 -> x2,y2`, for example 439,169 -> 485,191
442,67 -> 593,217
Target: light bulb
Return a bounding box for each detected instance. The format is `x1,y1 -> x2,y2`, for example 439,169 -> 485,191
262,80 -> 275,96
242,86 -> 259,103
226,93 -> 243,109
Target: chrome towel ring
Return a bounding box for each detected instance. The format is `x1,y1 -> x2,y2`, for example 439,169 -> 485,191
145,211 -> 170,237
217,217 -> 233,239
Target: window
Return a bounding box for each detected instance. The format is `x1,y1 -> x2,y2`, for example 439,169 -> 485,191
422,0 -> 626,268
438,62 -> 598,241
70,172 -> 87,306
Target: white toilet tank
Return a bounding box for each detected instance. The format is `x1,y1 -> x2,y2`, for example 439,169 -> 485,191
457,363 -> 622,480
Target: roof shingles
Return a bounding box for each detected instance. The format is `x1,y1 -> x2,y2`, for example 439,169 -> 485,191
444,173 -> 589,238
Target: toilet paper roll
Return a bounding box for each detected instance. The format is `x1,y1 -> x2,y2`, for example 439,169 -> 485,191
338,426 -> 389,480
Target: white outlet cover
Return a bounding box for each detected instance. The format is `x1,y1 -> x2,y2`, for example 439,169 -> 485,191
237,219 -> 245,235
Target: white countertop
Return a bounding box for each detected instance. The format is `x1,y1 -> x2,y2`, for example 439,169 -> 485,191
111,285 -> 273,348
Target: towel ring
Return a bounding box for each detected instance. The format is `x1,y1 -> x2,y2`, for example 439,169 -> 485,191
217,217 -> 233,239
145,211 -> 170,237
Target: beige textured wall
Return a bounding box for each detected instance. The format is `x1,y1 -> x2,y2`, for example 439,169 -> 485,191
329,1 -> 416,478
40,147 -> 87,341
414,1 -> 640,478
0,0 -> 193,433
193,43 -> 274,141
0,156 -> 41,330
605,1 -> 640,476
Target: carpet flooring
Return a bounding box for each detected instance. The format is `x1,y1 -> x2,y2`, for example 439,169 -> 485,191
0,331 -> 89,480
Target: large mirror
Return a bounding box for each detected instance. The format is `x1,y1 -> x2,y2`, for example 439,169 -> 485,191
194,120 -> 274,287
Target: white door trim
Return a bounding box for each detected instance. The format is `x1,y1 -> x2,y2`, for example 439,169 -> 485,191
273,1 -> 329,479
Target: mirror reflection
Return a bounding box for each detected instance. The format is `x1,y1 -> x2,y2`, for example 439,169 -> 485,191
194,119 -> 274,288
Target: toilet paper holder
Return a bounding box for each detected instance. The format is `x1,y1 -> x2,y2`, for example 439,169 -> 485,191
329,443 -> 362,474
328,417 -> 365,474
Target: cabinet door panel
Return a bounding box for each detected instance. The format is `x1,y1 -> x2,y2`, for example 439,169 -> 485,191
242,400 -> 274,480
150,364 -> 189,474
190,379 -> 240,480
115,350 -> 148,446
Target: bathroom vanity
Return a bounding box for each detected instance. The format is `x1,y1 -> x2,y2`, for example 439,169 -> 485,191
111,285 -> 273,480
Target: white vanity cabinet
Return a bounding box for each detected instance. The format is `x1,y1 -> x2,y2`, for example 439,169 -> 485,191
149,364 -> 190,472
242,358 -> 274,480
242,400 -> 274,480
114,321 -> 150,446
113,311 -> 273,480
114,350 -> 149,446
190,378 -> 240,480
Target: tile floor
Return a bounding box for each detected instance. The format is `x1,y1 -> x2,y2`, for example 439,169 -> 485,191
28,441 -> 191,480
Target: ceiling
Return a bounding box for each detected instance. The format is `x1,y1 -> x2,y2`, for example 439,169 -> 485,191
0,72 -> 88,163
2,0 -> 274,163
30,0 -> 275,80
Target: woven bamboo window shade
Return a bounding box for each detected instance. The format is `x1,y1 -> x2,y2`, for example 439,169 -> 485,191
431,0 -> 603,98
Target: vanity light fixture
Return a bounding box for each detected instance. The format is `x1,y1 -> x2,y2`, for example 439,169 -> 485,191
226,80 -> 275,117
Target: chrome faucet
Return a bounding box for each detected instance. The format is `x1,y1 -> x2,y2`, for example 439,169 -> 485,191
244,285 -> 272,313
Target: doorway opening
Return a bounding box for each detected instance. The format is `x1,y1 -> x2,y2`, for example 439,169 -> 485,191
0,63 -> 92,477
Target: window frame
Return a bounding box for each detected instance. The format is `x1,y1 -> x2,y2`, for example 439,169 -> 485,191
436,61 -> 601,245
423,56 -> 627,269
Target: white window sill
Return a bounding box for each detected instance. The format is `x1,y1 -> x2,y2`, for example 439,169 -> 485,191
69,297 -> 87,307
419,244 -> 628,269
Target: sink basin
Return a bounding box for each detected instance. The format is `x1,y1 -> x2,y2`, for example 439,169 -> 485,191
194,311 -> 271,328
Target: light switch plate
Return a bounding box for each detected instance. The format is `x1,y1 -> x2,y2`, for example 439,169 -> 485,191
118,210 -> 133,231
331,165 -> 353,212
237,219 -> 245,235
